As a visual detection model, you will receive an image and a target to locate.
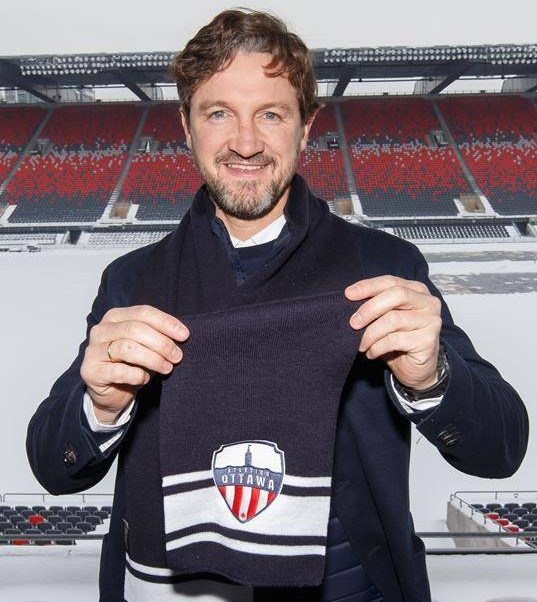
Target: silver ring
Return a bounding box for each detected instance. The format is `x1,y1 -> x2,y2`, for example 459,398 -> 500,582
107,341 -> 116,362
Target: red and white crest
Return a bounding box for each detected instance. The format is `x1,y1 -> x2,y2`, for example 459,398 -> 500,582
212,440 -> 285,523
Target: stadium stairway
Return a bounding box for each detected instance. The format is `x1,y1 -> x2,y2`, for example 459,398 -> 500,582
432,100 -> 496,215
0,107 -> 53,198
333,103 -> 363,215
100,107 -> 149,222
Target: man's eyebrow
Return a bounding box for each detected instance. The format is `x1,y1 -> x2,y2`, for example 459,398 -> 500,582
197,100 -> 231,113
196,100 -> 293,114
258,102 -> 293,115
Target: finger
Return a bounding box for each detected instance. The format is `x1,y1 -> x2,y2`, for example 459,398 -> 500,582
95,361 -> 152,388
101,305 -> 189,342
350,286 -> 436,330
345,276 -> 429,301
103,340 -> 176,375
91,320 -> 183,364
358,309 -> 432,353
365,328 -> 438,361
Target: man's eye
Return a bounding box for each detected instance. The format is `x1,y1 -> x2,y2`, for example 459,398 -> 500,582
210,110 -> 226,119
263,111 -> 280,121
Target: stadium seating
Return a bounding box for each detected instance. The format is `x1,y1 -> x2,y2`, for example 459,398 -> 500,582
85,230 -> 170,246
0,106 -> 46,183
298,147 -> 347,203
468,497 -> 537,547
296,105 -> 348,202
122,151 -> 201,220
0,95 -> 535,227
3,104 -> 142,222
440,96 -> 537,215
120,103 -> 200,220
0,503 -> 111,546
394,223 -> 510,240
342,98 -> 471,216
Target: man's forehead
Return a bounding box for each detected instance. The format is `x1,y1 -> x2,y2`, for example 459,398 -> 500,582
190,51 -> 298,111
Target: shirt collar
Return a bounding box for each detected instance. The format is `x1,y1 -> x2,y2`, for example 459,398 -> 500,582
228,213 -> 287,248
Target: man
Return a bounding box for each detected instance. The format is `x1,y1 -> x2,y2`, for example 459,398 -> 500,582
27,9 -> 528,602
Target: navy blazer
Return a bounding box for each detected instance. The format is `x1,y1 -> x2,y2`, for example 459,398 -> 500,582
26,223 -> 529,602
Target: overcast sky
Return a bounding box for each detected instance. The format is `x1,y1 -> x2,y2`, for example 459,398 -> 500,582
1,0 -> 535,57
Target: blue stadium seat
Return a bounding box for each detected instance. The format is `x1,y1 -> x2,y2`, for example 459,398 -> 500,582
76,521 -> 94,533
37,522 -> 53,533
513,508 -> 528,517
86,515 -> 102,527
46,528 -> 73,545
66,514 -> 80,526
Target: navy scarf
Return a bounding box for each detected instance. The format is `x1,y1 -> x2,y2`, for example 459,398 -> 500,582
123,174 -> 364,587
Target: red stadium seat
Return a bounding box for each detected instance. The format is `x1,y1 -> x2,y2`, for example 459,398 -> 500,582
342,98 -> 470,216
28,514 -> 44,526
440,96 -> 537,215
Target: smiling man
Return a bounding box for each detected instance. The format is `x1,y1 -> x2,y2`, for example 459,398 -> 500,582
185,52 -> 304,224
27,9 -> 528,602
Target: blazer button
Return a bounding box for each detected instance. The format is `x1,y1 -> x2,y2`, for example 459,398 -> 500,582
64,444 -> 77,466
438,429 -> 459,447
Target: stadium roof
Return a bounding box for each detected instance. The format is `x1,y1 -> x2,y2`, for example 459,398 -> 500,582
1,43 -> 536,102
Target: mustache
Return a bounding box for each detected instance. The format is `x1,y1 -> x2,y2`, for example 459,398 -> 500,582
215,152 -> 276,167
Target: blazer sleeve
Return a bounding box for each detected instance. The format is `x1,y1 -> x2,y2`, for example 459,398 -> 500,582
26,262 -> 136,495
385,244 -> 529,479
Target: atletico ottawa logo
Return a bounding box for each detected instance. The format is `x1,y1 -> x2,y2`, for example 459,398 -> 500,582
212,440 -> 285,523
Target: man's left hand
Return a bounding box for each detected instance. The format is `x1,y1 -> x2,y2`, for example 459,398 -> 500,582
345,275 -> 442,391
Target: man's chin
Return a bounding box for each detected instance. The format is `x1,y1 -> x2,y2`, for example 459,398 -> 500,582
210,187 -> 280,220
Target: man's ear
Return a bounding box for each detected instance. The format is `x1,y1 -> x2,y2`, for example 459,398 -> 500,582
179,108 -> 192,150
299,108 -> 319,152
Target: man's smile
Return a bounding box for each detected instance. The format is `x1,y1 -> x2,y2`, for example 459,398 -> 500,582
222,162 -> 271,177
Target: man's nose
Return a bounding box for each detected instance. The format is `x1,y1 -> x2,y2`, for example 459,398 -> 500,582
228,119 -> 265,158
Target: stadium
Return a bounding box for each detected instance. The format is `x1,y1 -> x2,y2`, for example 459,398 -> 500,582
0,5 -> 536,602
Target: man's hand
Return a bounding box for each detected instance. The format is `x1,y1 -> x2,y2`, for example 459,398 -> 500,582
344,276 -> 442,391
80,305 -> 189,424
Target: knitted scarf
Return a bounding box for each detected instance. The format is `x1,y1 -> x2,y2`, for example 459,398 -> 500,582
124,174 -> 364,588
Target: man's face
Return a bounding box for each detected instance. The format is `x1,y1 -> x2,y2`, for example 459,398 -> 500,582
181,51 -> 314,220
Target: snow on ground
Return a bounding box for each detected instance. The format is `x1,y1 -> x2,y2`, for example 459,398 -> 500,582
1,241 -> 536,601
1,543 -> 536,602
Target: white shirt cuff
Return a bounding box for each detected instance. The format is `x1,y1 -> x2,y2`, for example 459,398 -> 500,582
389,373 -> 444,414
83,390 -> 136,432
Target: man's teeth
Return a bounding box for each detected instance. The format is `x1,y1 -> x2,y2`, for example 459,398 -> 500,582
226,164 -> 265,171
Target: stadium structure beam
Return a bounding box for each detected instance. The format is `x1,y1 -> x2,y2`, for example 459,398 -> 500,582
413,67 -> 470,94
0,59 -> 56,103
332,66 -> 356,97
111,70 -> 152,101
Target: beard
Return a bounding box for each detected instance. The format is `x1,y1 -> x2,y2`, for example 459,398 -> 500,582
191,145 -> 300,221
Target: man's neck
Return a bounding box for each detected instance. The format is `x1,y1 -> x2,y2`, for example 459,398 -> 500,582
213,189 -> 289,241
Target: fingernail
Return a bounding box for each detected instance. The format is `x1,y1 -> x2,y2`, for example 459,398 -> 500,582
172,346 -> 181,360
352,312 -> 363,327
175,325 -> 188,338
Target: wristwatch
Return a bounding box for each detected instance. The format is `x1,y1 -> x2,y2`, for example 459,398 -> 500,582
393,345 -> 450,402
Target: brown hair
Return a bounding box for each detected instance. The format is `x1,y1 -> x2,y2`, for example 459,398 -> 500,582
168,8 -> 321,123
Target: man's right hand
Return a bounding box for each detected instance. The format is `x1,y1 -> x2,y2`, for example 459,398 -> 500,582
80,305 -> 190,425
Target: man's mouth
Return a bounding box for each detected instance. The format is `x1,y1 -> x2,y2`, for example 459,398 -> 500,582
222,162 -> 271,177
224,163 -> 268,171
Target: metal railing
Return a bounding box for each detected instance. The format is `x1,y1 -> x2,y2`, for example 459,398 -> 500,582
1,492 -> 113,504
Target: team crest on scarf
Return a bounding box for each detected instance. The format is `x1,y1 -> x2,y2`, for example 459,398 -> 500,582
212,440 -> 285,523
